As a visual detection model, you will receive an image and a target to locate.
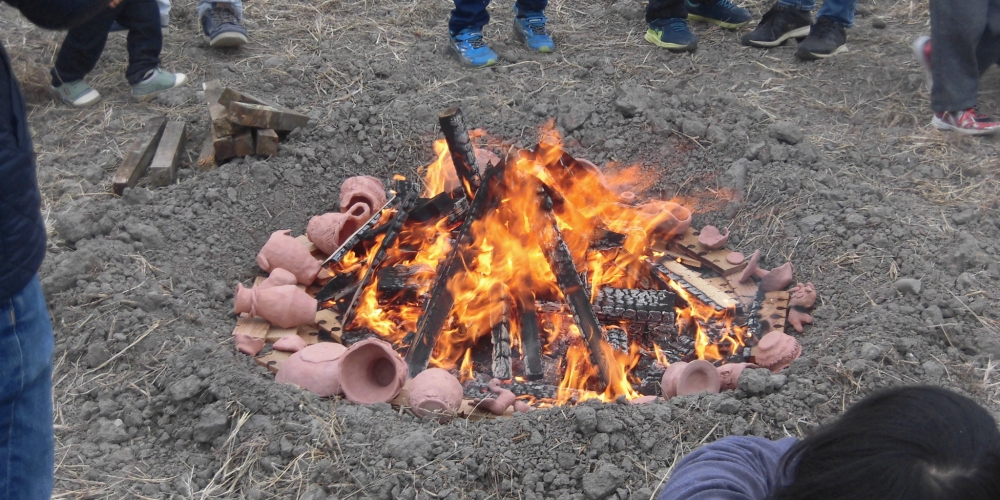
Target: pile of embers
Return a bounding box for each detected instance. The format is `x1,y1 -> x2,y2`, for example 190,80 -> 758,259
231,108 -> 818,419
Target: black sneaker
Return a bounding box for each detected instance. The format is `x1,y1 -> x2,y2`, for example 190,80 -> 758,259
740,2 -> 811,48
795,16 -> 847,60
202,4 -> 248,48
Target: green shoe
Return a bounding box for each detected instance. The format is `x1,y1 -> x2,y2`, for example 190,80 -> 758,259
131,68 -> 188,100
50,79 -> 101,108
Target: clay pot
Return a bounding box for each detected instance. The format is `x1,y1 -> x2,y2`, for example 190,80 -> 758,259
759,262 -> 794,293
260,268 -> 298,289
234,334 -> 265,356
754,331 -> 802,372
339,338 -> 408,405
789,282 -> 817,309
257,230 -> 321,285
698,225 -> 730,250
275,342 -> 348,397
273,335 -> 308,352
788,309 -> 814,333
638,201 -> 693,239
234,284 -> 318,329
442,148 -> 498,193
660,362 -> 688,398
407,368 -> 464,422
339,176 -> 387,214
676,360 -> 722,396
717,362 -> 757,391
307,212 -> 352,255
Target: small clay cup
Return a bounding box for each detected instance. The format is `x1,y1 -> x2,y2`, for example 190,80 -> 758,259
676,360 -> 722,396
275,342 -> 348,397
698,225 -> 730,250
234,284 -> 317,329
717,362 -> 757,391
407,368 -> 463,422
273,335 -> 308,352
339,338 -> 408,405
660,361 -> 688,399
339,176 -> 387,213
754,331 -> 802,372
789,282 -> 817,309
257,230 -> 321,285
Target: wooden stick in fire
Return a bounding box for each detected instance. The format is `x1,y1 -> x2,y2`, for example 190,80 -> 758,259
438,107 -> 483,201
489,283 -> 513,381
515,282 -> 545,381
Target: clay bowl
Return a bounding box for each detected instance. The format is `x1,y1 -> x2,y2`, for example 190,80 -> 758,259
339,338 -> 408,405
275,342 -> 348,397
407,368 -> 463,423
676,360 -> 722,396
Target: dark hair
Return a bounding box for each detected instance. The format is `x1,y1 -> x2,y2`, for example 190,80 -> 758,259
770,385 -> 1000,500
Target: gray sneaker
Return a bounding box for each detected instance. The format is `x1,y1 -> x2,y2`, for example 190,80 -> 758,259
131,68 -> 188,100
51,79 -> 101,107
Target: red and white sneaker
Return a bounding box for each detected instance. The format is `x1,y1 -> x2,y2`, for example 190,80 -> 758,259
912,35 -> 932,89
932,108 -> 1000,135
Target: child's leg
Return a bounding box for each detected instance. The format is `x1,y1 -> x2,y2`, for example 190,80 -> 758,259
51,6 -> 121,86
116,0 -> 163,85
514,0 -> 546,14
646,0 -> 687,23
449,0 -> 490,35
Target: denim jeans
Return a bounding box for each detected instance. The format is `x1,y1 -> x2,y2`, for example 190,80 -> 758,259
779,0 -> 857,27
449,0 -> 548,35
52,0 -> 162,86
929,0 -> 1000,112
198,0 -> 244,21
0,276 -> 54,500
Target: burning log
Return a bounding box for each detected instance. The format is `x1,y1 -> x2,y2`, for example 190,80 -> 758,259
593,287 -> 677,324
438,107 -> 483,200
515,285 -> 544,381
489,284 -> 513,380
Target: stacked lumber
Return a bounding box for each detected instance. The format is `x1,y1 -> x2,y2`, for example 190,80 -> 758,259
111,116 -> 188,194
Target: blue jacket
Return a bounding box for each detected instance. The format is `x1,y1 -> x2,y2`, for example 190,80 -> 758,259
0,0 -> 108,301
658,436 -> 797,500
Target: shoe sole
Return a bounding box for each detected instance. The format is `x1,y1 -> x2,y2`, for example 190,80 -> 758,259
911,36 -> 933,89
931,116 -> 1000,135
687,13 -> 750,29
742,26 -> 811,48
447,43 -> 497,68
206,32 -> 248,48
795,44 -> 848,60
132,73 -> 189,101
644,31 -> 697,52
50,86 -> 101,108
512,24 -> 555,53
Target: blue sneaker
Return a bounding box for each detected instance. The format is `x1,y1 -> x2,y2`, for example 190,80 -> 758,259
202,4 -> 248,48
513,6 -> 555,52
645,18 -> 698,52
686,0 -> 752,29
449,28 -> 498,68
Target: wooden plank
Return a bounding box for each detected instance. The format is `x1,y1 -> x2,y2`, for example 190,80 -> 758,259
232,314 -> 269,341
667,227 -> 747,276
196,130 -> 217,171
227,101 -> 309,131
255,350 -> 290,374
757,291 -> 790,334
651,240 -> 701,267
725,273 -> 759,311
659,259 -> 737,310
231,129 -> 255,157
254,128 -> 279,157
112,116 -> 167,195
219,87 -> 283,109
148,121 -> 186,187
210,103 -> 238,138
315,309 -> 343,342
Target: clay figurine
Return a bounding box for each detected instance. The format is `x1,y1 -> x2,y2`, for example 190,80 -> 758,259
759,262 -> 794,293
788,309 -> 814,333
234,333 -> 265,356
660,361 -> 688,398
234,284 -> 318,329
339,338 -> 408,405
339,176 -> 387,214
726,252 -> 745,265
273,334 -> 308,353
275,342 -> 348,397
473,378 -> 529,415
698,225 -> 730,250
717,362 -> 757,391
676,360 -> 722,396
306,212 -> 352,255
754,331 -> 802,372
407,368 -> 464,422
257,230 -> 322,285
789,282 -> 817,309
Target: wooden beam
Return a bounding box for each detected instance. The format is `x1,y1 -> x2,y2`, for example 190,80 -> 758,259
196,130 -> 217,171
112,116 -> 167,195
657,259 -> 738,310
227,101 -> 309,131
231,129 -> 255,157
438,107 -> 483,200
254,128 -> 279,157
148,121 -> 187,187
219,87 -> 282,109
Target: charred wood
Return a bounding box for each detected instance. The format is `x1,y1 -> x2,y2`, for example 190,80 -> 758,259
438,108 -> 483,200
490,285 -> 513,380
516,287 -> 544,381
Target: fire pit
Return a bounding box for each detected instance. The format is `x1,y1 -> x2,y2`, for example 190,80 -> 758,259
232,108 -> 815,413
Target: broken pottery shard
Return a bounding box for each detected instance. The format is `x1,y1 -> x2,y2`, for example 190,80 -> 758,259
726,252 -> 745,265
339,338 -> 408,405
407,368 -> 463,423
717,362 -> 757,391
273,334 -> 308,352
759,262 -> 794,292
788,309 -> 814,333
275,342 -> 347,397
234,333 -> 265,356
676,360 -> 722,396
441,148 -> 498,194
789,282 -> 817,309
474,378 -> 518,415
257,230 -> 322,285
637,201 -> 693,239
307,212 -> 352,255
339,176 -> 387,214
754,331 -> 802,372
234,284 -> 318,329
697,225 -> 730,250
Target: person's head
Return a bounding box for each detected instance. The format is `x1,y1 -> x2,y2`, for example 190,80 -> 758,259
771,385 -> 1000,500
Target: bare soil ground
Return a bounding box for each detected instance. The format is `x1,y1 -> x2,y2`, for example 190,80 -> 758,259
3,0 -> 1000,498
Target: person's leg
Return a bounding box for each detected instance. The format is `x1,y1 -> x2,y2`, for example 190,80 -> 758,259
0,276 -> 55,500
51,5 -> 119,86
645,0 -> 687,23
741,0 -> 813,47
645,0 -> 697,51
117,0 -> 162,85
513,0 -> 554,52
514,0 -> 546,14
200,0 -> 248,47
157,0 -> 170,26
814,0 -> 856,27
930,0 -> 988,113
198,0 -> 241,20
794,0 -> 852,59
449,0 -> 490,35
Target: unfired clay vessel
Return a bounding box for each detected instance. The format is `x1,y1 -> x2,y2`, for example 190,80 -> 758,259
273,335 -> 308,352
275,342 -> 348,397
698,226 -> 730,250
638,201 -> 693,238
789,282 -> 817,309
660,361 -> 688,398
676,360 -> 722,396
234,284 -> 318,329
260,268 -> 298,289
630,395 -> 659,405
257,230 -> 322,285
339,338 -> 408,405
474,378 -> 529,415
339,176 -> 387,214
234,333 -> 265,356
307,212 -> 353,255
407,368 -> 464,422
759,262 -> 794,292
754,331 -> 802,372
717,362 -> 757,391
788,309 -> 814,333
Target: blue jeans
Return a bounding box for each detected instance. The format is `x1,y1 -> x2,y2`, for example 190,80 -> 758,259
449,0 -> 548,35
198,0 -> 244,21
779,0 -> 856,27
0,276 -> 54,500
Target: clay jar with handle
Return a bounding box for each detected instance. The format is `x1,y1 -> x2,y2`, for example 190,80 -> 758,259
234,284 -> 317,329
306,212 -> 352,255
275,342 -> 347,397
339,176 -> 387,213
754,331 -> 802,372
257,230 -> 321,285
339,338 -> 408,405
407,368 -> 464,422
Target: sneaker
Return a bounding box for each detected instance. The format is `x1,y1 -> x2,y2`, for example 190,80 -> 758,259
202,4 -> 248,48
110,21 -> 169,36
795,16 -> 847,60
51,79 -> 101,108
912,35 -> 932,89
740,3 -> 811,47
513,6 -> 555,52
449,28 -> 498,68
932,109 -> 1000,135
645,18 -> 698,52
686,0 -> 752,29
131,68 -> 188,100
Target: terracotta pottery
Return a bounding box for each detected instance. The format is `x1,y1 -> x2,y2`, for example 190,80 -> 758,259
256,230 -> 321,285
234,284 -> 318,329
618,191 -> 637,204
474,378 -> 518,416
638,201 -> 693,239
660,361 -> 688,399
726,252 -> 745,265
738,250 -> 767,284
273,335 -> 308,352
630,395 -> 659,405
676,360 -> 722,396
307,212 -> 352,255
260,268 -> 298,289
759,262 -> 794,292
275,342 -> 348,397
234,333 -> 265,356
442,148 -> 499,193
513,400 -> 530,413
717,362 -> 757,391
788,309 -> 814,333
407,368 -> 464,423
339,176 -> 387,214
754,331 -> 802,372
789,282 -> 817,309
339,338 -> 408,405
698,225 -> 730,250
